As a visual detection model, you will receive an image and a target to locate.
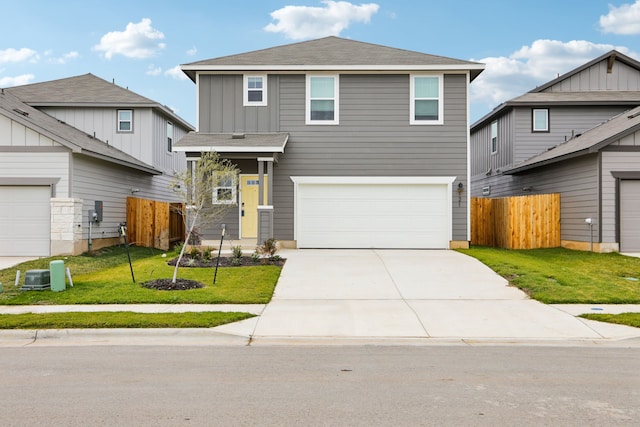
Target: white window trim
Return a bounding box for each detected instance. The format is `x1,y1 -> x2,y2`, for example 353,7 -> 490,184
243,75 -> 267,106
532,108 -> 549,132
306,74 -> 339,125
410,74 -> 444,125
490,120 -> 498,154
212,172 -> 238,205
117,109 -> 133,133
167,121 -> 173,153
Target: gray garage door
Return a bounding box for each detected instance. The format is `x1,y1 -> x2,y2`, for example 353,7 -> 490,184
0,186 -> 51,256
620,180 -> 640,252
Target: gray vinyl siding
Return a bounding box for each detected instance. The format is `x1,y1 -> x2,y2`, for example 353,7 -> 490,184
601,150 -> 640,243
273,73 -> 469,241
545,60 -> 640,92
470,110 -> 514,177
471,155 -> 599,243
513,106 -> 629,163
72,156 -> 183,241
197,73 -> 470,242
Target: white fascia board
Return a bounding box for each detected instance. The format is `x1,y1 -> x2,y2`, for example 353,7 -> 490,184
290,176 -> 456,185
183,64 -> 485,72
172,146 -> 285,153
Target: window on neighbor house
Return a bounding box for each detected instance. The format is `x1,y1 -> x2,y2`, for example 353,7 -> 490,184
532,108 -> 549,132
117,109 -> 133,132
167,122 -> 173,152
212,172 -> 237,204
491,120 -> 498,154
244,75 -> 267,106
411,75 -> 443,124
306,75 -> 339,124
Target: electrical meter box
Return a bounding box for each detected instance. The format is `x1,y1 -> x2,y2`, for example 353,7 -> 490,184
94,200 -> 103,222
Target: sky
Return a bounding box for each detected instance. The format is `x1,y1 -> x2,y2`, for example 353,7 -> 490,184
1,0 -> 640,126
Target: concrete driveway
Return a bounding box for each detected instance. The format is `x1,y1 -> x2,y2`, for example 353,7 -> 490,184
249,249 -> 639,342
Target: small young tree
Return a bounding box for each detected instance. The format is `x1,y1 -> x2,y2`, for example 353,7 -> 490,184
170,151 -> 238,283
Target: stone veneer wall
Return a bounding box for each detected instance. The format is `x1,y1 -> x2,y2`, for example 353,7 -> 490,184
50,198 -> 83,255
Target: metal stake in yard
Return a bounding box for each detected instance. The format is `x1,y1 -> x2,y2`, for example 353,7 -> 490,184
213,223 -> 226,285
119,222 -> 135,283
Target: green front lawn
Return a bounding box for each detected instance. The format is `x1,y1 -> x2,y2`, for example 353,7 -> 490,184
0,311 -> 255,329
458,247 -> 640,304
0,246 -> 281,305
580,313 -> 640,328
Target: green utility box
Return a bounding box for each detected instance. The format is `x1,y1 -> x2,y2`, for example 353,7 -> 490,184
50,260 -> 66,292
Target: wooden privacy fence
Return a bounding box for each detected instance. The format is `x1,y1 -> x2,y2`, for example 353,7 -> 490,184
126,197 -> 185,250
471,193 -> 560,249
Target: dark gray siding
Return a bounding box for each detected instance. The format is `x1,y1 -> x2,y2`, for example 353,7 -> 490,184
197,73 -> 470,242
273,73 -> 469,241
198,75 -> 279,132
471,154 -> 599,243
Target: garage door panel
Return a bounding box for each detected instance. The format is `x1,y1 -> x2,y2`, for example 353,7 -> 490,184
297,182 -> 450,249
0,186 -> 50,256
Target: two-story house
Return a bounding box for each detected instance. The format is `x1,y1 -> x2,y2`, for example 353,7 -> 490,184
1,74 -> 193,256
470,51 -> 640,252
175,36 -> 484,249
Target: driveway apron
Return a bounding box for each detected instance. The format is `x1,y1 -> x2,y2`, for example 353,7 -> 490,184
251,249 -> 626,341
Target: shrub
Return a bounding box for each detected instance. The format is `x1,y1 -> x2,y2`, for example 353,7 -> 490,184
231,245 -> 243,260
189,246 -> 201,259
231,257 -> 242,266
257,238 -> 278,259
202,246 -> 213,261
251,251 -> 261,263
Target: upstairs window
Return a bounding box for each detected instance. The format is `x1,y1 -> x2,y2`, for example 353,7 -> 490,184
306,75 -> 339,124
212,172 -> 237,205
117,109 -> 133,132
532,109 -> 549,132
167,122 -> 173,152
411,75 -> 443,125
491,120 -> 498,154
243,75 -> 267,106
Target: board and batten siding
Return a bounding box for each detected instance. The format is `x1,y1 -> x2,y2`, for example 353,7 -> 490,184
471,155 -> 599,243
544,59 -> 640,92
198,75 -> 279,133
513,106 -> 629,163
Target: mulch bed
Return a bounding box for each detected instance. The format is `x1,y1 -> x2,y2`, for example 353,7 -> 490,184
140,255 -> 286,291
166,255 -> 285,268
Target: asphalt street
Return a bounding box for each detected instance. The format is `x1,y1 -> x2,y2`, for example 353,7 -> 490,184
0,345 -> 638,426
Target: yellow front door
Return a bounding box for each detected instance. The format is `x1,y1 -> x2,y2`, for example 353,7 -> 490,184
241,175 -> 268,238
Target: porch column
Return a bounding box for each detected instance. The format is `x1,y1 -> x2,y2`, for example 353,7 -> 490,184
257,157 -> 275,244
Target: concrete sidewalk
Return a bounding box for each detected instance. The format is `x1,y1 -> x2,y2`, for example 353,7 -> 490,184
1,249 -> 640,347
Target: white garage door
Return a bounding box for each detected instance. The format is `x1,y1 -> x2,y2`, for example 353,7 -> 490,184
294,177 -> 453,249
0,186 -> 51,256
620,180 -> 640,252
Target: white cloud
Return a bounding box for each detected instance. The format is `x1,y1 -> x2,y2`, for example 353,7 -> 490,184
186,47 -> 197,56
0,48 -> 39,64
93,18 -> 166,59
0,74 -> 35,86
48,51 -> 80,65
264,1 -> 379,40
146,64 -> 162,76
165,65 -> 188,80
470,39 -> 637,114
600,0 -> 640,35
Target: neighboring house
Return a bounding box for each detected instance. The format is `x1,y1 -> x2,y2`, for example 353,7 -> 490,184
174,36 -> 484,249
0,74 -> 193,256
470,51 -> 640,252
